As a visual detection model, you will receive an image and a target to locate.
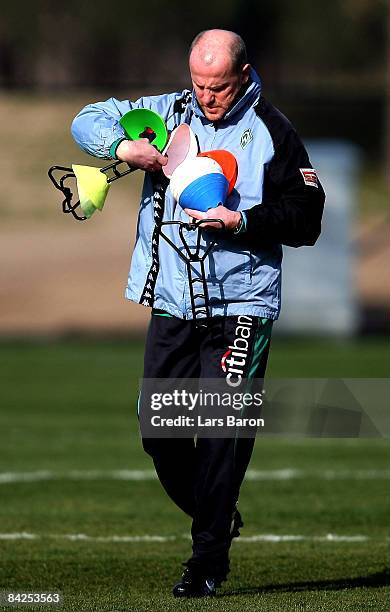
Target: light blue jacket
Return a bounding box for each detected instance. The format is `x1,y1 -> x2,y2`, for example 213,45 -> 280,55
71,69 -> 283,320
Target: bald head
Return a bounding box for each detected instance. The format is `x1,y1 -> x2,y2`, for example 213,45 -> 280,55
188,30 -> 250,121
189,30 -> 247,74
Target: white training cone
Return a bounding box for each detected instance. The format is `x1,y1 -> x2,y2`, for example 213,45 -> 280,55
170,157 -> 229,212
162,124 -> 198,178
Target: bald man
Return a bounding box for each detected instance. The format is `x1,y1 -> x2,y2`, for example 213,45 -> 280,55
72,30 -> 325,597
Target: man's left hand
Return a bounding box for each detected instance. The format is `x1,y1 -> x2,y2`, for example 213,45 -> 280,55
184,205 -> 241,231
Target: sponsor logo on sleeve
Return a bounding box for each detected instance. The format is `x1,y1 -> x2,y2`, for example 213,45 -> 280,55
300,168 -> 319,188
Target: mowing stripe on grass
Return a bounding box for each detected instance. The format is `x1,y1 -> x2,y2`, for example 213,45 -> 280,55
0,532 -> 377,543
2,468 -> 390,484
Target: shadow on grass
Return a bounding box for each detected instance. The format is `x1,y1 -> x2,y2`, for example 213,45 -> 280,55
222,568 -> 390,597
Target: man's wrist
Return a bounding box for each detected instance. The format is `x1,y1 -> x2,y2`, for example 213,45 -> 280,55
109,137 -> 128,159
233,211 -> 247,235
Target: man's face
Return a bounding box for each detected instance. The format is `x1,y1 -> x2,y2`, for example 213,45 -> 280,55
189,54 -> 250,122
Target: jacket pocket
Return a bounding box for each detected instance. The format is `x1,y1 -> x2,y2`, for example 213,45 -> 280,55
206,245 -> 252,287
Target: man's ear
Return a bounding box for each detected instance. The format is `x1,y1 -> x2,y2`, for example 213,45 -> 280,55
241,63 -> 251,83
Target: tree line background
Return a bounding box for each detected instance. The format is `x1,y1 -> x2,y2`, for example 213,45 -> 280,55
1,0 -> 389,174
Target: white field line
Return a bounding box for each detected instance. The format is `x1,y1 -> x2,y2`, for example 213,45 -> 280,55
2,468 -> 390,484
238,534 -> 369,543
0,532 -> 379,543
0,469 -> 157,484
246,469 -> 390,480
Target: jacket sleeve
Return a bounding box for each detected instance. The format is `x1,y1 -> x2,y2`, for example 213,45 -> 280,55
243,120 -> 325,248
71,91 -> 188,159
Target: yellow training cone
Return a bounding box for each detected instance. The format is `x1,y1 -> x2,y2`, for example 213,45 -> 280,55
72,164 -> 111,218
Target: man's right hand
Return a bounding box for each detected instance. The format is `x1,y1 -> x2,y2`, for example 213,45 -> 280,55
116,139 -> 167,172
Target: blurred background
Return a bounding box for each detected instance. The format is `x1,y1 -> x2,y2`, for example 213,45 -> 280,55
0,0 -> 389,338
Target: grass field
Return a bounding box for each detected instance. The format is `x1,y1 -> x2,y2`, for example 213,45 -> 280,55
1,338 -> 390,611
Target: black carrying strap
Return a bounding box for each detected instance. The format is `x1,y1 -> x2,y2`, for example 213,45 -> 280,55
159,219 -> 225,325
48,161 -> 137,221
139,172 -> 169,306
139,91 -> 194,306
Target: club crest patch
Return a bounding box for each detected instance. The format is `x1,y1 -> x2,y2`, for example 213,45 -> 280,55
300,168 -> 319,188
240,128 -> 253,149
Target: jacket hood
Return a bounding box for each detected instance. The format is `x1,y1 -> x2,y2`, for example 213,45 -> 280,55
190,67 -> 262,122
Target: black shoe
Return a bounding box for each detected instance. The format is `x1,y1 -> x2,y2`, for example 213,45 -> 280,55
172,567 -> 217,598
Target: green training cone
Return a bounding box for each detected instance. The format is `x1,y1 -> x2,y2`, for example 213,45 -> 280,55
72,164 -> 111,218
119,108 -> 168,151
